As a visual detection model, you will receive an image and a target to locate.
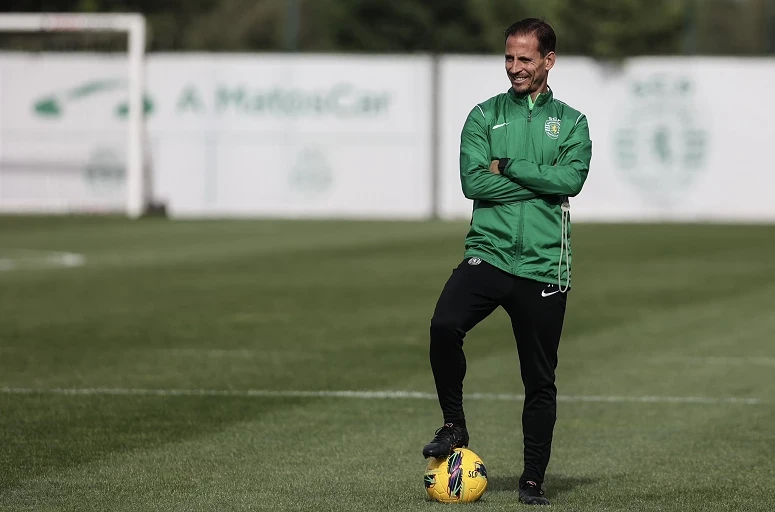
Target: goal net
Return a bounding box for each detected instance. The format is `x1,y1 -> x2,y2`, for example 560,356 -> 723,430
0,13 -> 151,218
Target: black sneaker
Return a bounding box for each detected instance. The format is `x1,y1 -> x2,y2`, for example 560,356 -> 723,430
422,423 -> 469,458
519,480 -> 550,505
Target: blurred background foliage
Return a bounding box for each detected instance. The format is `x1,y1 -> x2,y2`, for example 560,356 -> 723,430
1,0 -> 775,57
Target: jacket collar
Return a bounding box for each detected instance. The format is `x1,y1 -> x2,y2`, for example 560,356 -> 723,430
508,86 -> 553,107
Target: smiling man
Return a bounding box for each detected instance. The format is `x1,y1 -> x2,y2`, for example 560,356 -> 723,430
421,18 -> 592,506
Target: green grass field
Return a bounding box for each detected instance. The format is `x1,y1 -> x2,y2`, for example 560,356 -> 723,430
1,216 -> 774,511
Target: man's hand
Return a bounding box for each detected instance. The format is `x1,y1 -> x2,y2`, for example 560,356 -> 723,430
489,160 -> 501,175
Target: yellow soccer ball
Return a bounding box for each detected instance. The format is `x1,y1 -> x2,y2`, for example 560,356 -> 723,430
424,448 -> 488,503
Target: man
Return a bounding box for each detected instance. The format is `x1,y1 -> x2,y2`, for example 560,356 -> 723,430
422,18 -> 592,506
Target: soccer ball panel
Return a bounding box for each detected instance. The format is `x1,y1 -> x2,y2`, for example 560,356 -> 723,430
423,448 -> 488,503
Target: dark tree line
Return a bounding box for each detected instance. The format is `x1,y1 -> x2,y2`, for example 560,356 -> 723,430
2,0 -> 774,57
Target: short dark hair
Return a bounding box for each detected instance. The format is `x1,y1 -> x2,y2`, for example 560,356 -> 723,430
504,18 -> 556,57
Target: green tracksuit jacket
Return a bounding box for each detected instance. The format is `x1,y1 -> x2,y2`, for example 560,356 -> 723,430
460,87 -> 592,287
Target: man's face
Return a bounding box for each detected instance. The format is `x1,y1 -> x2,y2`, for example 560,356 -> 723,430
505,33 -> 555,96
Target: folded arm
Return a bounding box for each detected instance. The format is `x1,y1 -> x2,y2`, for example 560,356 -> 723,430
502,116 -> 592,196
459,106 -> 538,203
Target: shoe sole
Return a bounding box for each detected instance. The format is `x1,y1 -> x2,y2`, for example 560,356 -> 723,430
518,494 -> 550,505
422,443 -> 469,459
519,499 -> 550,505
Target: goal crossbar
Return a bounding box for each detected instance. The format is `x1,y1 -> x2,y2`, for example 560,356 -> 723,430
0,13 -> 147,218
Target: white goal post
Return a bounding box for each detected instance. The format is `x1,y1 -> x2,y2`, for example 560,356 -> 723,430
0,12 -> 147,218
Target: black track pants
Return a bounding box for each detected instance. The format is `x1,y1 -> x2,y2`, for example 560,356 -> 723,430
429,258 -> 567,484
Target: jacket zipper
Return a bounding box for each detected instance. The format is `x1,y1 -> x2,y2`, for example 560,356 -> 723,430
514,103 -> 531,272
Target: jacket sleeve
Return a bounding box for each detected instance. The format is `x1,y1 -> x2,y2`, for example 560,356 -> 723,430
460,106 -> 538,203
502,115 -> 592,197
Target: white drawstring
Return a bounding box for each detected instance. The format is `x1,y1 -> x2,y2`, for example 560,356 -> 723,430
558,199 -> 571,292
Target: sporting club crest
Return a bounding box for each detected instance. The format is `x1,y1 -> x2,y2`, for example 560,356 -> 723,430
612,75 -> 709,206
544,117 -> 561,139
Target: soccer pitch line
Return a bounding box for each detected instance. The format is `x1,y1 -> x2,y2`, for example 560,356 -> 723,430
0,387 -> 768,405
650,356 -> 775,367
0,249 -> 86,271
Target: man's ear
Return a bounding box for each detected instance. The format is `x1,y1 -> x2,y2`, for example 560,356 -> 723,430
545,51 -> 556,72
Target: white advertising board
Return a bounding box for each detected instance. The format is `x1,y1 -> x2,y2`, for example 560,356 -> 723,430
3,52 -> 775,221
439,56 -> 775,222
0,53 -> 433,218
0,55 -> 128,213
147,54 -> 432,218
